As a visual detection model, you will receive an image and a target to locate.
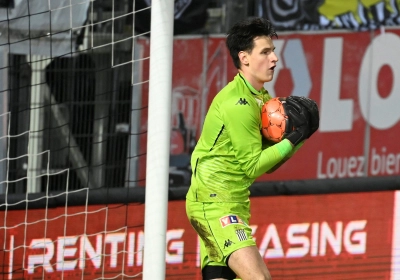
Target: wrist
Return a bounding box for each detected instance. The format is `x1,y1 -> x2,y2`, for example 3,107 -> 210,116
275,139 -> 293,157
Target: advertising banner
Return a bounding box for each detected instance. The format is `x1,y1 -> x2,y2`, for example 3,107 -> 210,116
256,0 -> 400,31
0,190 -> 396,279
263,28 -> 400,181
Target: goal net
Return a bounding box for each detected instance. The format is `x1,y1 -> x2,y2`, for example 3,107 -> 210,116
0,0 -> 173,279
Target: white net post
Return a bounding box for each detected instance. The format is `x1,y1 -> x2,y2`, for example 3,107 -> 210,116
143,0 -> 174,279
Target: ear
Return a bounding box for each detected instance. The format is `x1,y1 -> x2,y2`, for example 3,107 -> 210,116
238,51 -> 249,66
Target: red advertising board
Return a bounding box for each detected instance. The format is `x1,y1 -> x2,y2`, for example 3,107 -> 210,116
0,191 -> 395,279
153,28 -> 400,183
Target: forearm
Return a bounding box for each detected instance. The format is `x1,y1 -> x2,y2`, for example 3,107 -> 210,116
245,139 -> 293,177
266,140 -> 304,173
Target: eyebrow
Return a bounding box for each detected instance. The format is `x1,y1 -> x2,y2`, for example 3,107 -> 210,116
261,46 -> 275,52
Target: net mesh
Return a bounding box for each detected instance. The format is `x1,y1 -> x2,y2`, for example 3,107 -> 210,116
0,0 -> 151,278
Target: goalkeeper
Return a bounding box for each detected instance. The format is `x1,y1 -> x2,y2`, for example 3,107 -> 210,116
185,17 -> 319,280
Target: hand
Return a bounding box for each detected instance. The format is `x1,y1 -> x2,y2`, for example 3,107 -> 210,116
283,99 -> 310,146
286,96 -> 319,138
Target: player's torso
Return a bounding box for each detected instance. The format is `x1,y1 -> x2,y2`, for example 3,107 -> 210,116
187,75 -> 271,203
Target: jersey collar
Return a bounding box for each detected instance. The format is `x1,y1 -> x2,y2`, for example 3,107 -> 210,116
238,73 -> 266,96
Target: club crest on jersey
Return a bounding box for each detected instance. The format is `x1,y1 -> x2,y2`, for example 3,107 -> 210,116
219,215 -> 244,227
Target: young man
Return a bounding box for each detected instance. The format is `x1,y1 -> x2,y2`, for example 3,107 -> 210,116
186,17 -> 319,280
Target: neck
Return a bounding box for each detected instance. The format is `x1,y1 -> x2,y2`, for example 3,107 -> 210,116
238,70 -> 263,91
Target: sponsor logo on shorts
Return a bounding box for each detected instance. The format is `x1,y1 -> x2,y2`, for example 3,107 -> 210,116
236,229 -> 248,241
219,215 -> 244,227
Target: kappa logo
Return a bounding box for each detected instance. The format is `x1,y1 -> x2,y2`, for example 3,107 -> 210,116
220,215 -> 245,227
223,239 -> 234,249
236,98 -> 249,105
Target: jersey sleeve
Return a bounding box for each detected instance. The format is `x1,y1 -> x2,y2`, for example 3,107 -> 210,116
222,97 -> 293,178
265,140 -> 304,173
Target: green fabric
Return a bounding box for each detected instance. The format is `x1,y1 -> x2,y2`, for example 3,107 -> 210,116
275,139 -> 293,157
186,200 -> 255,268
186,74 -> 294,203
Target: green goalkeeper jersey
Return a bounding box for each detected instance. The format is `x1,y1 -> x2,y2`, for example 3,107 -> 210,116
186,74 -> 294,203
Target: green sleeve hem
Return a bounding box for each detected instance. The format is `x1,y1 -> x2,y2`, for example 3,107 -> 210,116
275,139 -> 293,157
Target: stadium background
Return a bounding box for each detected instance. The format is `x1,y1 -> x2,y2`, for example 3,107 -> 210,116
1,0 -> 400,279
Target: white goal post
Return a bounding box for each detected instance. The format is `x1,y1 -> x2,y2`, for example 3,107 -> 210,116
0,0 -> 176,278
143,1 -> 174,279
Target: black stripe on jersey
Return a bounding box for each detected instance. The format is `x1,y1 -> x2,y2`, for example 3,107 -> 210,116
239,73 -> 256,96
209,125 -> 225,152
194,157 -> 199,177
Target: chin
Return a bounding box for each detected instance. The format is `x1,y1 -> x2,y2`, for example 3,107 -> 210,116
264,75 -> 273,83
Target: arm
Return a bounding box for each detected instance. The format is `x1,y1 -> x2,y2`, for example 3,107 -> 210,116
265,141 -> 304,173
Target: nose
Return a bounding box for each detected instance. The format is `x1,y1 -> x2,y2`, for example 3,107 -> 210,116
272,52 -> 279,62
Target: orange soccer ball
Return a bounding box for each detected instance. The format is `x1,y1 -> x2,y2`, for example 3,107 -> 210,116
261,97 -> 289,142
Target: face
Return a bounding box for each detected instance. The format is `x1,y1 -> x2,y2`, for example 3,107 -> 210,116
238,36 -> 278,90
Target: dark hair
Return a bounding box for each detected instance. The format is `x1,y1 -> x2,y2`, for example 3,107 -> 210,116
226,17 -> 278,69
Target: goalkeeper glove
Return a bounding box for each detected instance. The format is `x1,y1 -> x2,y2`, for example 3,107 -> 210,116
283,99 -> 310,146
286,96 -> 319,138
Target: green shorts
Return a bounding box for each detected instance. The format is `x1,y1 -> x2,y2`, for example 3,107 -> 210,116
186,199 -> 256,269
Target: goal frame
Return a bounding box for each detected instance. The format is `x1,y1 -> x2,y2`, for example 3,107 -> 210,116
143,1 -> 174,279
